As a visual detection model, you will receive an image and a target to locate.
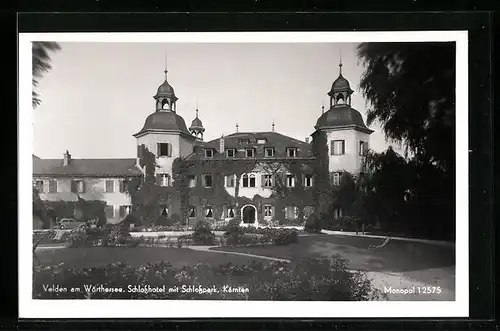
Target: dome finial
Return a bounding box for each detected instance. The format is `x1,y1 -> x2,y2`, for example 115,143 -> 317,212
164,52 -> 168,78
339,48 -> 343,75
195,108 -> 199,118
272,121 -> 275,132
236,123 -> 239,133
322,103 -> 325,114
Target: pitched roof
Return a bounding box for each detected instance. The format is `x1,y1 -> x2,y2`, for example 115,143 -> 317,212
188,131 -> 313,160
33,157 -> 143,177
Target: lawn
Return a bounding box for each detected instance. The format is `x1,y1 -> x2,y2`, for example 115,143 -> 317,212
211,234 -> 456,296
35,247 -> 263,269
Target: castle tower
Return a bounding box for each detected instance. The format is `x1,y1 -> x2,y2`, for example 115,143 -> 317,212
133,66 -> 196,183
314,61 -> 374,174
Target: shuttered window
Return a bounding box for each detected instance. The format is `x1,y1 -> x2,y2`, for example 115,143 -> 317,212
262,174 -> 273,188
226,175 -> 235,187
71,180 -> 85,193
203,174 -> 213,188
48,180 -> 57,193
105,205 -> 114,219
205,206 -> 213,218
35,180 -> 44,193
105,179 -> 115,193
263,205 -> 273,217
157,143 -> 172,157
285,206 -> 298,219
331,140 -> 345,155
189,206 -> 196,218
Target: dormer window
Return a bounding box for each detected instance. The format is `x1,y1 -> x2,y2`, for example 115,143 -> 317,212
246,148 -> 255,158
204,149 -> 214,158
264,147 -> 275,158
257,138 -> 267,144
286,148 -> 297,157
226,149 -> 236,158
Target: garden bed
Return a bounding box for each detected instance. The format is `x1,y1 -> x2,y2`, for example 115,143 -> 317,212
33,251 -> 385,301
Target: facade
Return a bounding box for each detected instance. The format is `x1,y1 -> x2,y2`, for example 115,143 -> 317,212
33,61 -> 373,226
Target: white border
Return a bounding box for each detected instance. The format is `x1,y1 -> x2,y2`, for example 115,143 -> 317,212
19,31 -> 469,318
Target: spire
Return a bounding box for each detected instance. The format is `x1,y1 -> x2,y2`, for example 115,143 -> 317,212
195,108 -> 199,118
339,48 -> 343,76
164,52 -> 168,79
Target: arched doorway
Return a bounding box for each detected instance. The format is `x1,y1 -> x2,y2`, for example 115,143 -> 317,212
241,205 -> 257,225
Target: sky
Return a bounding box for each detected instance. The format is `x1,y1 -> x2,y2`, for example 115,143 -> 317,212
33,42 -> 399,159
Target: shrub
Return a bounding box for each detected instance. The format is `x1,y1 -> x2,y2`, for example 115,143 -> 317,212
192,220 -> 215,245
33,254 -> 385,300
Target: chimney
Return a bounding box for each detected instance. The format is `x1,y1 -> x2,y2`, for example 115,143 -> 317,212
305,138 -> 310,143
219,135 -> 225,153
63,150 -> 71,166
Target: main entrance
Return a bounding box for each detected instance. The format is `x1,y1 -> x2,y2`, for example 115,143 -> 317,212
241,205 -> 256,224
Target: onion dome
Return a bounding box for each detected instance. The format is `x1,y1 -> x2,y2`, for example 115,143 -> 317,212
154,70 -> 177,100
189,109 -> 205,132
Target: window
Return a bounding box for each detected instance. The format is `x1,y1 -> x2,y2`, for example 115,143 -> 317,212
160,206 -> 169,217
286,174 -> 295,187
359,141 -> 368,156
189,206 -> 196,218
35,180 -> 44,193
246,148 -> 255,158
257,138 -> 267,144
286,148 -> 297,157
71,180 -> 85,193
263,205 -> 273,217
156,174 -> 171,187
204,149 -> 214,158
119,180 -> 126,193
304,206 -> 314,218
105,205 -> 114,219
119,205 -> 131,218
225,206 -> 235,218
226,149 -> 235,158
304,174 -> 313,187
242,174 -> 256,188
188,175 -> 196,188
205,206 -> 213,218
331,140 -> 345,155
157,143 -> 172,157
239,139 -> 250,144
203,174 -> 213,188
48,179 -> 57,193
285,206 -> 298,219
264,147 -> 275,157
105,179 -> 114,193
262,174 -> 273,188
333,207 -> 343,219
226,174 -> 235,188
332,173 -> 341,187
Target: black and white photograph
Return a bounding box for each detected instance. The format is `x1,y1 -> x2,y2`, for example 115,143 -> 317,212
19,31 -> 468,318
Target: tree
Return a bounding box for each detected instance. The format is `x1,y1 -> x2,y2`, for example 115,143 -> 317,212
32,42 -> 61,108
357,42 -> 455,239
357,42 -> 455,172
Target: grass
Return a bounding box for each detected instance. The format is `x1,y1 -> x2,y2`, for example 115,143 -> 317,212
211,234 -> 455,273
35,247 -> 262,269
